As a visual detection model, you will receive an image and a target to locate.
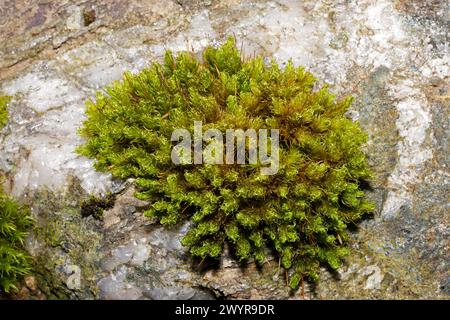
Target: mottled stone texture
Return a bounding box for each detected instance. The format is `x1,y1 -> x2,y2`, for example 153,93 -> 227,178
0,0 -> 448,299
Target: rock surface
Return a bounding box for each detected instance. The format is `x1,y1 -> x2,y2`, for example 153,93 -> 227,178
0,0 -> 448,299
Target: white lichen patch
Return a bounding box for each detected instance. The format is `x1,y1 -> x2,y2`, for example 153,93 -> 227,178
151,10 -> 217,56
55,40 -> 134,90
0,64 -> 112,196
221,0 -> 418,87
382,79 -> 433,219
98,266 -> 142,300
361,265 -> 384,290
3,68 -> 85,113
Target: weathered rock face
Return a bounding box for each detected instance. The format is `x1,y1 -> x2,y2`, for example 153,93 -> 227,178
0,0 -> 448,299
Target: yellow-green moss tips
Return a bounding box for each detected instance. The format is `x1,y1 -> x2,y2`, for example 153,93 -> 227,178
0,191 -> 34,293
0,95 -> 11,129
78,38 -> 375,288
0,95 -> 34,293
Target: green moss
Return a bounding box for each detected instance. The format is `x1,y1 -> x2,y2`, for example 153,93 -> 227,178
0,95 -> 11,129
78,37 -> 375,288
0,94 -> 34,294
34,220 -> 63,248
0,188 -> 34,293
80,194 -> 115,220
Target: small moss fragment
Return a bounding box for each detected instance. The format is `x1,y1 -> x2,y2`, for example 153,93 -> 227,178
80,194 -> 115,220
0,95 -> 11,129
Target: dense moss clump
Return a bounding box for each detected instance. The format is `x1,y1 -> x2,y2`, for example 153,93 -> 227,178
0,96 -> 34,293
78,38 -> 374,287
0,192 -> 33,293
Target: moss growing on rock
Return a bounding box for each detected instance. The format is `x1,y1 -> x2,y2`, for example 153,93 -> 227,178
78,38 -> 374,287
0,95 -> 11,129
0,95 -> 34,293
0,190 -> 34,293
81,194 -> 115,220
